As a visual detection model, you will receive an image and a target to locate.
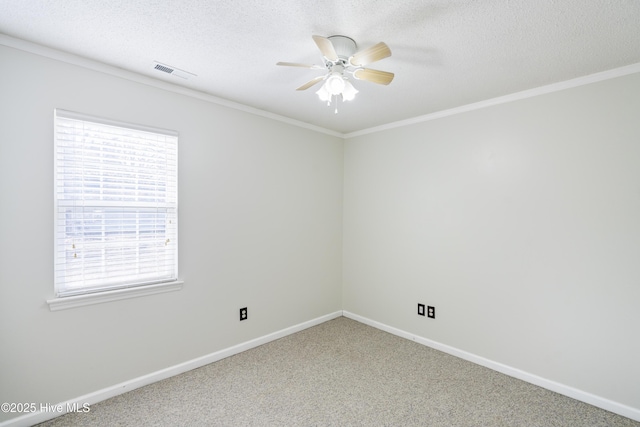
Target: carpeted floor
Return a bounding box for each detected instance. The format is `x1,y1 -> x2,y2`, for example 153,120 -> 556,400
37,317 -> 639,426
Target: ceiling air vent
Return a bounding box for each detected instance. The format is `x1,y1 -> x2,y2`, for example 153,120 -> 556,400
152,61 -> 196,80
154,64 -> 174,74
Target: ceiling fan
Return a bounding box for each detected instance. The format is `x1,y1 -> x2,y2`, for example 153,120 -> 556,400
277,35 -> 394,112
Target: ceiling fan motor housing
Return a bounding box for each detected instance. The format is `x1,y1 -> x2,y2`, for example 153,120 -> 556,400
328,35 -> 357,64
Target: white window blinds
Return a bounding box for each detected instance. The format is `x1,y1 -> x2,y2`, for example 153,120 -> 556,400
54,109 -> 178,297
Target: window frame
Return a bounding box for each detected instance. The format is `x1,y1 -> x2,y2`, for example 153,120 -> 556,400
49,109 -> 182,310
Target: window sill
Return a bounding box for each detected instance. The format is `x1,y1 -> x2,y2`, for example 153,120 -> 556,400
46,281 -> 184,311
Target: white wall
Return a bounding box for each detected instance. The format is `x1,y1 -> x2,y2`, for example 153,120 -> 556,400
2,38 -> 640,424
343,72 -> 640,411
0,44 -> 343,423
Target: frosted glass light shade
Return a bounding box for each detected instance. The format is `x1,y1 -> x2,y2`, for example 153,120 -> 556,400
325,74 -> 345,95
341,80 -> 358,101
316,84 -> 331,101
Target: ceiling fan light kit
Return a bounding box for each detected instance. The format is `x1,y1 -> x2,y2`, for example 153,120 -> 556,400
326,69 -> 346,95
277,35 -> 394,113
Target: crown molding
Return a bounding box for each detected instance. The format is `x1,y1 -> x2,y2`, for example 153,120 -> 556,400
3,33 -> 639,140
345,62 -> 640,139
0,33 -> 343,139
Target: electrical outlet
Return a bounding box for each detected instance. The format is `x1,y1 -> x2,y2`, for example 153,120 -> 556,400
239,307 -> 247,321
427,306 -> 435,319
418,303 -> 425,316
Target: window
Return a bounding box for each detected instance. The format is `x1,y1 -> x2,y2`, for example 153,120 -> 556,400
54,109 -> 178,298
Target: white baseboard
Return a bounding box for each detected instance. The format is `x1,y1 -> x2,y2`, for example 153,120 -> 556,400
0,311 -> 343,427
343,311 -> 640,422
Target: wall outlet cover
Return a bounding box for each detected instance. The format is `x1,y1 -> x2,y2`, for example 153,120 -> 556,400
427,306 -> 435,319
240,307 -> 248,321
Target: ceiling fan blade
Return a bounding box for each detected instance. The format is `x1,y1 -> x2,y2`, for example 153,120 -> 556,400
277,62 -> 324,70
349,42 -> 391,66
353,68 -> 395,85
312,35 -> 339,61
296,75 -> 325,91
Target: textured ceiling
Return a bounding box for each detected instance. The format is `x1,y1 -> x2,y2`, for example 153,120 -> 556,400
1,0 -> 639,134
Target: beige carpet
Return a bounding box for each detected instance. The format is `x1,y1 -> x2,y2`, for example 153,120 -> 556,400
37,317 -> 639,426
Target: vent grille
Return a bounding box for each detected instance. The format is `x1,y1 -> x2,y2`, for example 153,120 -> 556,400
154,64 -> 175,74
152,62 -> 196,80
